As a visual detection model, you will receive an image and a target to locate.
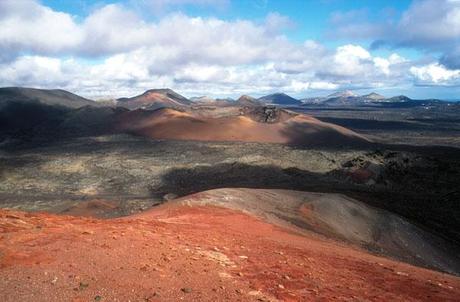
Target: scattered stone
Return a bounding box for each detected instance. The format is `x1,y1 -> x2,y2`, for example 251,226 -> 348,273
94,296 -> 102,301
199,250 -> 234,266
218,272 -> 232,279
181,287 -> 192,293
248,290 -> 262,296
140,264 -> 149,271
79,282 -> 89,290
163,193 -> 178,201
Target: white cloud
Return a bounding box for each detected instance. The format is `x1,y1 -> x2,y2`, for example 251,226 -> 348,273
289,80 -> 338,92
0,0 -> 82,60
410,63 -> 460,85
331,0 -> 460,47
316,44 -> 401,79
332,45 -> 371,76
80,4 -> 155,56
0,1 -> 299,64
329,0 -> 460,71
398,0 -> 460,45
373,54 -> 406,75
0,0 -> 451,97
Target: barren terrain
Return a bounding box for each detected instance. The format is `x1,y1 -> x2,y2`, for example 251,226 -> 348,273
1,203 -> 460,302
1,96 -> 460,301
293,105 -> 460,147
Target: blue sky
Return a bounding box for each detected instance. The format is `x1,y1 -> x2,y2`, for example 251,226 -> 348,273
1,0 -> 459,99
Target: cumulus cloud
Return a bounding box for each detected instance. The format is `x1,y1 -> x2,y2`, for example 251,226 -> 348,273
0,1 -> 300,64
440,47 -> 460,70
410,63 -> 460,86
330,0 -> 460,71
0,0 -> 450,97
0,44 -> 410,98
0,0 -> 82,60
315,45 -> 408,89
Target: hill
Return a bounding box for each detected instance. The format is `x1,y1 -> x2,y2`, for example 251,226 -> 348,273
234,95 -> 262,107
327,90 -> 357,98
258,93 -> 301,105
301,90 -> 450,108
165,188 -> 459,275
116,107 -> 370,147
117,88 -> 192,110
1,192 -> 459,301
362,92 -> 385,100
0,87 -> 97,109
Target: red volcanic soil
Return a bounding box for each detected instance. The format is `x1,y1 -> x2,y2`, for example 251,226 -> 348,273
121,92 -> 185,108
117,89 -> 191,110
116,108 -> 369,146
1,205 -> 459,301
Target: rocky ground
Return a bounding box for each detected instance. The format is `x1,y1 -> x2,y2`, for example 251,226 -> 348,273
293,106 -> 460,147
0,116 -> 460,301
1,134 -> 459,247
1,205 -> 460,302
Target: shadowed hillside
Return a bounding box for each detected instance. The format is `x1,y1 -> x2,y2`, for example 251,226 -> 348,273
0,87 -> 97,108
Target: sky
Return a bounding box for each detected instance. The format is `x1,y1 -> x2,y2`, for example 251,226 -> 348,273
0,0 -> 460,99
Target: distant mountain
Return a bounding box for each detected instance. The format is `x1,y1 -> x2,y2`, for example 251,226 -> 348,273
235,95 -> 262,107
190,96 -> 216,103
362,92 -> 385,100
300,96 -> 327,105
0,87 -> 97,109
258,93 -> 301,105
190,96 -> 236,107
301,90 -> 451,108
386,95 -> 412,102
117,88 -> 192,110
327,90 -> 357,98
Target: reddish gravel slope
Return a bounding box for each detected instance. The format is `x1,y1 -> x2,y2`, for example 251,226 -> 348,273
1,205 -> 459,301
116,108 -> 369,146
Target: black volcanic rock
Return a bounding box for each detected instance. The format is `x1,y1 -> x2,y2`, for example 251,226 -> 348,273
258,93 -> 300,105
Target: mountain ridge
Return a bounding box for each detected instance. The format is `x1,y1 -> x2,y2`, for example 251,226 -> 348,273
0,87 -> 97,109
